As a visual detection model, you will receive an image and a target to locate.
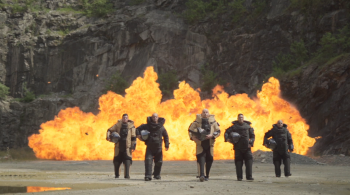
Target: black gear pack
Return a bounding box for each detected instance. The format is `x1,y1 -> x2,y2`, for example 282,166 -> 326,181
201,118 -> 211,150
271,127 -> 289,154
231,122 -> 251,150
146,122 -> 163,149
120,124 -> 129,140
119,123 -> 128,151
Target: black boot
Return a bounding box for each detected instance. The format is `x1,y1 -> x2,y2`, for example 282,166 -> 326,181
153,161 -> 162,179
274,160 -> 281,177
235,160 -> 243,181
113,157 -> 122,178
245,159 -> 254,180
196,163 -> 200,178
205,161 -> 213,181
283,158 -> 291,177
124,160 -> 131,179
198,156 -> 206,182
145,159 -> 153,180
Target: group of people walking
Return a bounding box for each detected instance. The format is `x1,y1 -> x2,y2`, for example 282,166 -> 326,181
106,109 -> 294,181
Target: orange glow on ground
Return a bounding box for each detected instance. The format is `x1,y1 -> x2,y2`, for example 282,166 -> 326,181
27,187 -> 70,192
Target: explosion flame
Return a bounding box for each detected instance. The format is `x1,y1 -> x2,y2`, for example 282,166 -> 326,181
28,67 -> 315,160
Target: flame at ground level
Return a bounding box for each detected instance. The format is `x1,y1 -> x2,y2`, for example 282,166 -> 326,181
28,67 -> 315,160
27,187 -> 70,193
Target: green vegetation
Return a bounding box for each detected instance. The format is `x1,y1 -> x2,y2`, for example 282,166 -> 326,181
0,0 -> 114,17
182,0 -> 212,23
157,70 -> 178,97
56,6 -> 84,14
289,0 -> 350,17
317,26 -> 350,59
79,0 -> 114,17
200,64 -> 225,94
58,28 -> 70,36
182,0 -> 268,24
105,71 -> 129,95
228,0 -> 247,23
249,0 -> 268,20
0,0 -> 44,14
11,3 -> 28,13
19,91 -> 35,103
270,26 -> 350,78
0,83 -> 9,99
14,83 -> 36,103
272,40 -> 308,73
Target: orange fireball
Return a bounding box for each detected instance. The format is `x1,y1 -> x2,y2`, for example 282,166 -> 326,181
28,67 -> 315,160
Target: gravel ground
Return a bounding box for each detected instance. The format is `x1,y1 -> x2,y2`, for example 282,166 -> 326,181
253,150 -> 319,165
0,159 -> 350,195
253,150 -> 350,166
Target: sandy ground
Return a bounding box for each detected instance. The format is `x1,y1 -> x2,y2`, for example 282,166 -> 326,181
0,160 -> 350,195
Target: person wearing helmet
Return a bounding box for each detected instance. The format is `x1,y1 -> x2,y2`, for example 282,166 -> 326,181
136,113 -> 170,181
224,113 -> 255,181
106,114 -> 136,179
263,120 -> 294,177
188,109 -> 221,182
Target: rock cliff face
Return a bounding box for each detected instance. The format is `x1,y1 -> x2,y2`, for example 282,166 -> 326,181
0,0 -> 349,155
281,56 -> 350,156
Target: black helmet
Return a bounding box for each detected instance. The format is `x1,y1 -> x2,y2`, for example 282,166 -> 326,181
229,132 -> 240,144
196,127 -> 210,141
140,130 -> 150,141
109,132 -> 120,144
266,138 -> 277,150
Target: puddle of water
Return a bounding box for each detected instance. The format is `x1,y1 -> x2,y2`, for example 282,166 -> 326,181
0,186 -> 70,194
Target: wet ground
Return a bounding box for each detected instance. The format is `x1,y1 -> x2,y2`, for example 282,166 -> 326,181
0,160 -> 349,195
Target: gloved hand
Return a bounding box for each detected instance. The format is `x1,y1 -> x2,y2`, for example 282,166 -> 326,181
288,144 -> 294,152
248,140 -> 254,147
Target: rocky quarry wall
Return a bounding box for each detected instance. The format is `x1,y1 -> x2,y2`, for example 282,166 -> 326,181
0,0 -> 349,156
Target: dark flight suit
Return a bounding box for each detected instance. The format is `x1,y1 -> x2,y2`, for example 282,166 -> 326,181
136,117 -> 169,180
225,120 -> 255,180
264,124 -> 293,177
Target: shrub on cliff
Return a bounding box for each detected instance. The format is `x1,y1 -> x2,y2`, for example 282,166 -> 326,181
182,0 -> 268,24
80,0 -> 114,17
157,70 -> 178,98
317,26 -> 350,60
200,64 -> 226,94
290,0 -> 350,15
20,91 -> 35,103
0,83 -> 9,99
105,71 -> 129,95
271,26 -> 350,78
272,40 -> 309,73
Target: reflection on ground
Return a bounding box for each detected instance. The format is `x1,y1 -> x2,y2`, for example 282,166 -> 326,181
0,186 -> 70,194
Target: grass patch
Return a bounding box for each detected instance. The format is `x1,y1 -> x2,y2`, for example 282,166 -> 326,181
14,83 -> 36,103
0,83 -> 9,99
321,53 -> 350,70
57,29 -> 70,36
11,3 -> 28,13
0,0 -> 45,14
57,6 -> 84,14
79,0 -> 114,17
